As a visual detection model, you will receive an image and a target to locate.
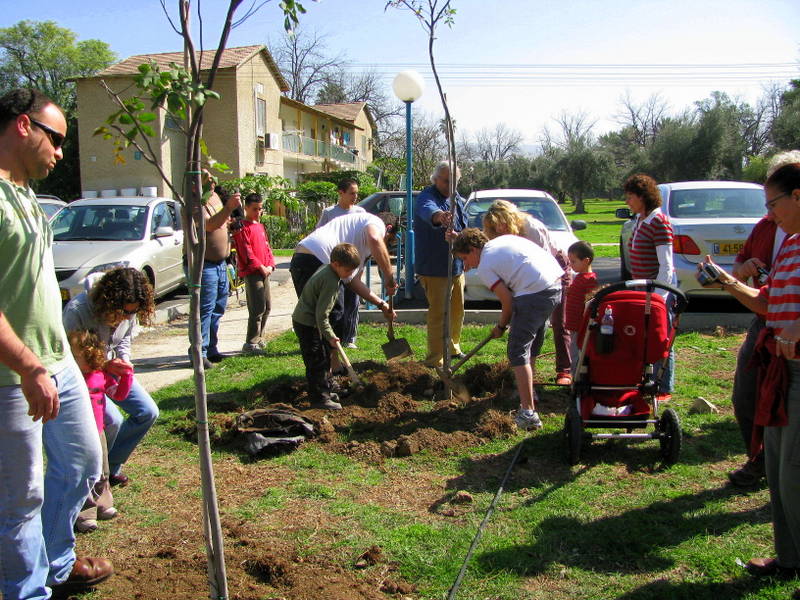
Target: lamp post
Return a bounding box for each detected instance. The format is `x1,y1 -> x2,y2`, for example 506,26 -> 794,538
392,70 -> 424,300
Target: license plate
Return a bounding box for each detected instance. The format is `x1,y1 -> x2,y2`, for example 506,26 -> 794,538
60,288 -> 69,302
712,241 -> 743,255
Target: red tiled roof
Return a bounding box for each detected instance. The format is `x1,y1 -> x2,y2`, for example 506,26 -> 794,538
93,45 -> 289,91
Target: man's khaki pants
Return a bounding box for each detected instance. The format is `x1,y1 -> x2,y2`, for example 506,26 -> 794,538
419,274 -> 464,367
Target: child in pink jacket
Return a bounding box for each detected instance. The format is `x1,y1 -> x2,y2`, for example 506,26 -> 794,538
68,330 -> 133,533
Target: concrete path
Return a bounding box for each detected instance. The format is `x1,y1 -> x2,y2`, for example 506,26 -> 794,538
132,276 -> 297,393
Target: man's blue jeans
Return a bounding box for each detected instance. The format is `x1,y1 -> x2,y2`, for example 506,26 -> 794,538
0,362 -> 101,600
103,377 -> 159,476
199,260 -> 229,357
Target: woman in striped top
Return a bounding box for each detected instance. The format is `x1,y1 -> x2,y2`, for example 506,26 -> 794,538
623,174 -> 675,400
705,160 -> 800,583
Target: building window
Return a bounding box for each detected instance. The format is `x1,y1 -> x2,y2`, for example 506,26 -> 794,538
255,98 -> 266,137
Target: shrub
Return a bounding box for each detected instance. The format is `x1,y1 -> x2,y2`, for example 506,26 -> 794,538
261,215 -> 300,249
299,170 -> 379,199
222,174 -> 299,213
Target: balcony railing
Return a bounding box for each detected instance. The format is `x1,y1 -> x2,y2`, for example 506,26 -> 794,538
282,133 -> 356,165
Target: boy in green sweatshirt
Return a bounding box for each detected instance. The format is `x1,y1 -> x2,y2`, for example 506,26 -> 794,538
292,243 -> 361,409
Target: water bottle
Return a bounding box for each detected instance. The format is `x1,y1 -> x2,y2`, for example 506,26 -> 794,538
598,306 -> 614,353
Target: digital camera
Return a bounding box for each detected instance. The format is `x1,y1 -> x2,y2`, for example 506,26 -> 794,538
695,262 -> 724,286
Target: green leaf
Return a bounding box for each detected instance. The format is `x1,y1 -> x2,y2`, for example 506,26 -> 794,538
138,112 -> 157,123
118,113 -> 134,125
140,125 -> 156,137
93,125 -> 109,136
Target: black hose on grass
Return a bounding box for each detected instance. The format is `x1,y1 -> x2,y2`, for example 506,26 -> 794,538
446,437 -> 527,600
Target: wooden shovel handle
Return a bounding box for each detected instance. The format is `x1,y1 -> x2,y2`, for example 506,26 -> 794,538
387,296 -> 395,340
451,332 -> 494,374
334,340 -> 361,385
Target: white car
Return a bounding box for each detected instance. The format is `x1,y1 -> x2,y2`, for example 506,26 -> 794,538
617,180 -> 765,298
36,194 -> 67,220
462,189 -> 587,301
52,196 -> 185,302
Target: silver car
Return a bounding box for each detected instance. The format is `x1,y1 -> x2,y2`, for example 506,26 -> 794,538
462,188 -> 587,301
617,181 -> 765,298
36,194 -> 67,220
52,196 -> 185,302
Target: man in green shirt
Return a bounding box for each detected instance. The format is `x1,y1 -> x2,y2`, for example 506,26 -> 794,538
0,89 -> 112,599
292,243 -> 360,410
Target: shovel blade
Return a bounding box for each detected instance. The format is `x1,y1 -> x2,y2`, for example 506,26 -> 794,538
382,337 -> 413,361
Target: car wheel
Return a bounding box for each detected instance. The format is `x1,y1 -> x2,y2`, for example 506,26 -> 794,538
619,237 -> 631,281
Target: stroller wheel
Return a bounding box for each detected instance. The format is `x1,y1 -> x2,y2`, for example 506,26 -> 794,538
658,408 -> 682,464
563,405 -> 583,465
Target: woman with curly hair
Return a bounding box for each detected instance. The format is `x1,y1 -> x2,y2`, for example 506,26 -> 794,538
483,200 -> 573,386
63,268 -> 158,487
623,173 -> 676,400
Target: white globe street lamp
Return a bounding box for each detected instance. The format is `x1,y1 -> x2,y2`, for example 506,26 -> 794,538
392,70 -> 424,299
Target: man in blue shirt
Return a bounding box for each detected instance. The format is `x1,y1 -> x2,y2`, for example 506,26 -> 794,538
414,161 -> 468,367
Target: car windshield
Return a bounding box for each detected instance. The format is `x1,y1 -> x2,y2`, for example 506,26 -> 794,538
668,188 -> 764,219
467,197 -> 569,231
39,203 -> 63,220
52,205 -> 148,241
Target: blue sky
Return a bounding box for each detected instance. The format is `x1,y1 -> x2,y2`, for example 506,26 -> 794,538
5,0 -> 799,144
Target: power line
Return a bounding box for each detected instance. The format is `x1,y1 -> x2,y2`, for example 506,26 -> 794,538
341,61 -> 798,88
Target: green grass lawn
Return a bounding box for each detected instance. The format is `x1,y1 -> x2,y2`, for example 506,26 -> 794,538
568,198 -> 628,259
103,323 -> 793,600
274,198 -> 627,259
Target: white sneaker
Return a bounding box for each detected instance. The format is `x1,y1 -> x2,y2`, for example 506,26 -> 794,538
345,342 -> 358,349
514,409 -> 542,431
241,343 -> 265,355
97,506 -> 118,521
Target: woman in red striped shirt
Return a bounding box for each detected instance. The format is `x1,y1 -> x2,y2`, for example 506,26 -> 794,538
623,174 -> 676,400
704,159 -> 800,584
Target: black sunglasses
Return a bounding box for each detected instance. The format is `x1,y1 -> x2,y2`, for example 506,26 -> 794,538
28,117 -> 65,149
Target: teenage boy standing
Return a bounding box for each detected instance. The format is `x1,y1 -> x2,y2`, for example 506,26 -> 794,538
233,192 -> 276,354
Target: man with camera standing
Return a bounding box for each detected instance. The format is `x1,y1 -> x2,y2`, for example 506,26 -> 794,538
193,173 -> 241,369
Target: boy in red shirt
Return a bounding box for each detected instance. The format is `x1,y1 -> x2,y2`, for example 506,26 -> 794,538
233,193 -> 276,353
564,241 -> 598,374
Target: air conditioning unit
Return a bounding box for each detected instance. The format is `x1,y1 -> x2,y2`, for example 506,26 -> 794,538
264,132 -> 280,150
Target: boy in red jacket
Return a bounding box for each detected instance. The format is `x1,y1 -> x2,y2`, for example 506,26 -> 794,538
233,193 -> 277,353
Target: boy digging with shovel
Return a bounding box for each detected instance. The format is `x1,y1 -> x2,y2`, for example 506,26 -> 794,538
453,228 -> 564,430
292,243 -> 361,410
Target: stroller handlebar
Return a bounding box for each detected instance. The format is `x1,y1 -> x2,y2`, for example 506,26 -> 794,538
588,279 -> 688,319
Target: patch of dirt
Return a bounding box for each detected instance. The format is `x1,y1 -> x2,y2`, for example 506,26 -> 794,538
168,358 -> 567,464
460,359 -> 516,397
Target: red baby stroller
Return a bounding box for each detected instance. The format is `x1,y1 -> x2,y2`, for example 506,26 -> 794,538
563,280 -> 688,465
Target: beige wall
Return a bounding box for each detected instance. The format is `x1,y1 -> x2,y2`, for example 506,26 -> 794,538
76,77 -> 169,197
353,110 -> 374,164
206,56 -> 284,182
76,52 -> 373,196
